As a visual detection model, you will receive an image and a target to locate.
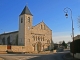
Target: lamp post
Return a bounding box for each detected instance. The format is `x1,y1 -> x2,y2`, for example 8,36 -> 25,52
64,7 -> 74,58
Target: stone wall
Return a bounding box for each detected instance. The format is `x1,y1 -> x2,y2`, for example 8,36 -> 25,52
11,45 -> 34,53
11,46 -> 25,52
0,45 -> 7,54
0,45 -> 7,51
25,45 -> 34,53
0,31 -> 18,45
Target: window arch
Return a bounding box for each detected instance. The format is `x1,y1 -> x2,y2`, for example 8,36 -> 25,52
28,17 -> 30,23
41,25 -> 42,29
43,37 -> 44,41
44,25 -> 45,30
21,17 -> 23,23
41,36 -> 42,41
38,37 -> 40,41
33,36 -> 35,41
36,36 -> 37,41
7,36 -> 11,45
28,39 -> 30,42
2,37 -> 5,45
47,40 -> 50,43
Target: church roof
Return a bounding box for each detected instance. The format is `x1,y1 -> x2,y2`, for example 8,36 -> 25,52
0,31 -> 18,35
33,21 -> 52,31
20,6 -> 33,16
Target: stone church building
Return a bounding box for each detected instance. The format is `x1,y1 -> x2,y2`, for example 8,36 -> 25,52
0,6 -> 53,53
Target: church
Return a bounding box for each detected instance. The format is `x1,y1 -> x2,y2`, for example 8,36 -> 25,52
0,6 -> 54,53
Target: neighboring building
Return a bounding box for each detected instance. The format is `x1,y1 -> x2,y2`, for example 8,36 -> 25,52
67,42 -> 71,49
0,6 -> 54,53
74,35 -> 80,40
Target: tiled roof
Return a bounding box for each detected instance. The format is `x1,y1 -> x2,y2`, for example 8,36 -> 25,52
20,6 -> 33,16
0,31 -> 18,35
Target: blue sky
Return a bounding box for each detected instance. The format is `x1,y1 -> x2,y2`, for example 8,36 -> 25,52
0,0 -> 80,43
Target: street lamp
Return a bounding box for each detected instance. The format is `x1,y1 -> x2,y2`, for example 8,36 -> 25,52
64,7 -> 74,58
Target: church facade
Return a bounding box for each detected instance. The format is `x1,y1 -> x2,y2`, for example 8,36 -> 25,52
0,6 -> 53,53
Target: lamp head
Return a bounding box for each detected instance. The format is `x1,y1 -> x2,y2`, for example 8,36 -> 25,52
65,13 -> 68,18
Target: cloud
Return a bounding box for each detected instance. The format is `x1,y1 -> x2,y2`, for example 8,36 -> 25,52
52,35 -> 72,43
52,31 -> 79,43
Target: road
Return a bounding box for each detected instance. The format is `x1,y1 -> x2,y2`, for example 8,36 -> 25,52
0,51 -> 69,60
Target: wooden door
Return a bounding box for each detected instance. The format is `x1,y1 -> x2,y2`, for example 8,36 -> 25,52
7,45 -> 11,49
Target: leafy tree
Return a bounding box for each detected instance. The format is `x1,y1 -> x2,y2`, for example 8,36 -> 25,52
62,41 -> 65,46
62,41 -> 67,48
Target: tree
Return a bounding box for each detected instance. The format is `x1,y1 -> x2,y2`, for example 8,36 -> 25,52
62,41 -> 67,48
62,41 -> 65,46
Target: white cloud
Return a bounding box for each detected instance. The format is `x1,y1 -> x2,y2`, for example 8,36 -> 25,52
52,31 -> 80,43
52,35 -> 72,43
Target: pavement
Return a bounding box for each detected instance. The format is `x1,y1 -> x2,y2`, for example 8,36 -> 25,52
0,49 -> 80,60
0,52 -> 67,60
64,53 -> 80,60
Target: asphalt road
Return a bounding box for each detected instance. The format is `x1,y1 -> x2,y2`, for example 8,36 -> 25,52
0,51 -> 69,60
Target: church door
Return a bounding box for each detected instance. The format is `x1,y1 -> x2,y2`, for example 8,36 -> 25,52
7,45 -> 11,49
37,42 -> 41,52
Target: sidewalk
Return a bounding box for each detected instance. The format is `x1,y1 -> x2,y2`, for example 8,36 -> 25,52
64,53 -> 80,60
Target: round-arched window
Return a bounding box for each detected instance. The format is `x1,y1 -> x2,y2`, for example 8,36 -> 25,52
28,17 -> 30,23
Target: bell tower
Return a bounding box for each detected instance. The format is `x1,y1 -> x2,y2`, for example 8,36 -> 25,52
18,6 -> 33,45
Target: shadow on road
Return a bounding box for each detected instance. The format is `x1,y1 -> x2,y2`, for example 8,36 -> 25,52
27,53 -> 67,60
27,54 -> 53,60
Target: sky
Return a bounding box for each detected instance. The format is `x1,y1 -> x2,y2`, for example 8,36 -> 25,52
0,0 -> 80,43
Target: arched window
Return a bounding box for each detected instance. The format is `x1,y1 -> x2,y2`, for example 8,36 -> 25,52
36,36 -> 37,41
7,36 -> 11,45
28,39 -> 30,42
38,37 -> 40,41
28,17 -> 30,23
16,35 -> 18,45
41,36 -> 42,41
21,17 -> 23,23
41,25 -> 42,29
47,40 -> 50,43
33,36 -> 35,41
44,25 -> 45,30
2,37 -> 5,45
43,37 -> 44,41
